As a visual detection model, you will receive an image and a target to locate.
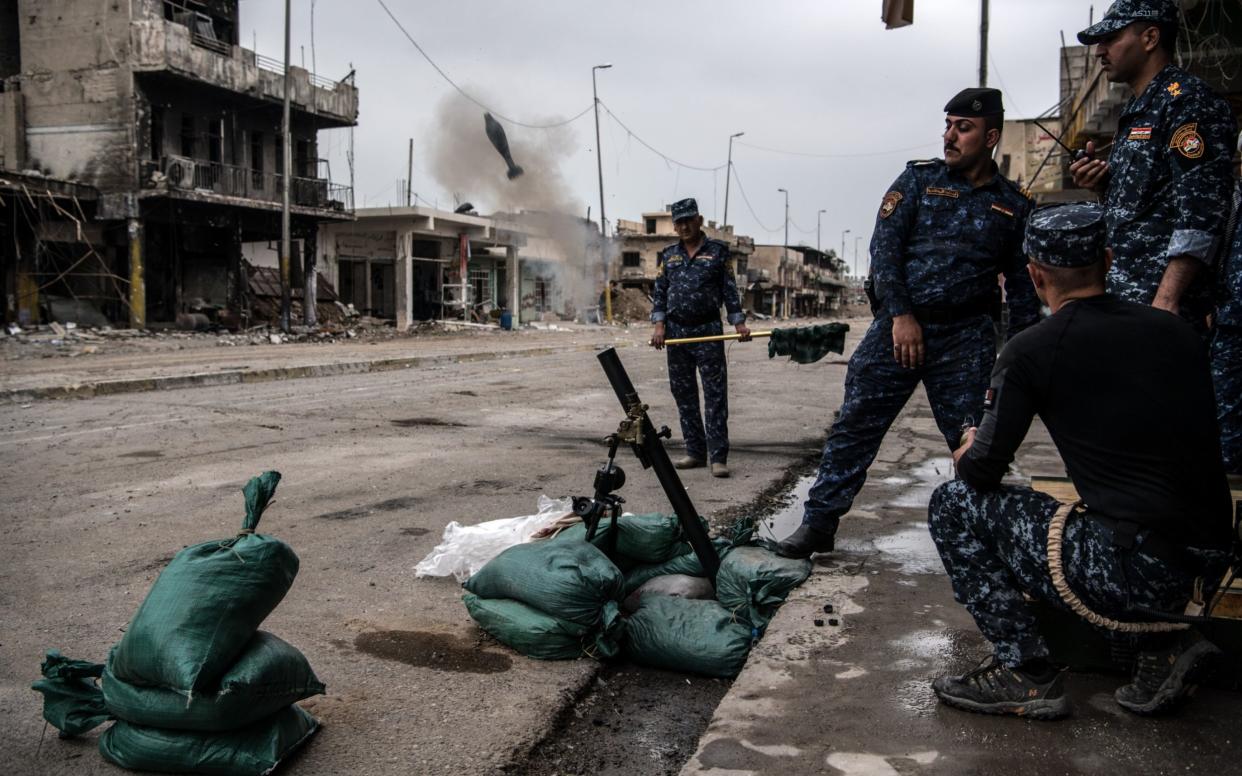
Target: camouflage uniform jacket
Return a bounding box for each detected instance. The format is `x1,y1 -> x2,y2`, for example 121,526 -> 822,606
651,237 -> 745,327
869,159 -> 1039,335
1215,181 -> 1242,328
1103,63 -> 1237,319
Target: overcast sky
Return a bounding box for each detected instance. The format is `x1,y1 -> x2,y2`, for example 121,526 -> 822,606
241,0 -> 1099,274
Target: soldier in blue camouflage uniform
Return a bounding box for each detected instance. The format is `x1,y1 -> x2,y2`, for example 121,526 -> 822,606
930,203 -> 1232,720
650,198 -> 750,478
1212,135 -> 1242,473
1071,0 -> 1238,330
777,88 -> 1039,558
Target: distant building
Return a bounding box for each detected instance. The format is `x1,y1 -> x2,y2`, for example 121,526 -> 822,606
614,209 -> 754,296
997,117 -> 1063,198
1,0 -> 357,328
748,245 -> 847,318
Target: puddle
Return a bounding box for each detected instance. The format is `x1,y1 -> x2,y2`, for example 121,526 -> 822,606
886,457 -> 953,508
353,630 -> 512,674
120,450 -> 163,459
837,522 -> 945,575
390,417 -> 466,428
314,496 -> 418,520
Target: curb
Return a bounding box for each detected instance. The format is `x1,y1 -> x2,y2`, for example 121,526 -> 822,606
3,341 -> 632,403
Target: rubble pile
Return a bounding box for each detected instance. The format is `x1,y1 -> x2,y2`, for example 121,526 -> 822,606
609,287 -> 654,324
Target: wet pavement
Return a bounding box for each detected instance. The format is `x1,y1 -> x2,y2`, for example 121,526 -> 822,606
686,395 -> 1242,776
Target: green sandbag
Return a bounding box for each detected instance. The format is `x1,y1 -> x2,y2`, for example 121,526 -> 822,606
109,472 -> 299,695
623,596 -> 752,678
622,538 -> 732,595
715,546 -> 812,630
103,631 -> 325,731
464,540 -> 623,626
463,594 -> 625,660
31,650 -> 110,737
99,703 -> 320,776
552,513 -> 703,565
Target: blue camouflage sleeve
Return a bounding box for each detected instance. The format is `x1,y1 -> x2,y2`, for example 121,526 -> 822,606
1002,196 -> 1040,337
1164,93 -> 1238,264
651,247 -> 669,323
719,246 -> 746,325
869,167 -> 921,318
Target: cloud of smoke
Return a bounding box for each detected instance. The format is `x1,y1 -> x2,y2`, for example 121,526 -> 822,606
426,92 -> 614,318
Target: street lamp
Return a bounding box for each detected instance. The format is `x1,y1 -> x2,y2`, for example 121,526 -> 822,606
592,63 -> 613,322
778,188 -> 789,319
854,235 -> 862,277
722,131 -> 744,228
840,229 -> 851,277
816,209 -> 826,253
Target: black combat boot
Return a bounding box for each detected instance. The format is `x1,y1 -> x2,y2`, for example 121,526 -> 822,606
775,524 -> 835,559
1114,632 -> 1220,715
932,655 -> 1072,720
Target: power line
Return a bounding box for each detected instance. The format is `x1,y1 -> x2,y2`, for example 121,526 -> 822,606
736,139 -> 941,159
373,0 -> 593,129
727,164 -> 782,233
597,101 -> 726,173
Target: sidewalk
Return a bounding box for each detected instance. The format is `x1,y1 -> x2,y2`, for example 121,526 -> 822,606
682,391 -> 1242,775
0,324 -> 641,401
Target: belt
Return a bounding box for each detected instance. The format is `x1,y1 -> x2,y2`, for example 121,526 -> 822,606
1084,510 -> 1185,567
910,297 -> 995,325
667,313 -> 720,327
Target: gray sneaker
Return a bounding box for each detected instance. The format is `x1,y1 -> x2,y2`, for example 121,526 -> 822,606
711,462 -> 730,478
673,456 -> 705,470
1114,633 -> 1220,715
932,655 -> 1072,720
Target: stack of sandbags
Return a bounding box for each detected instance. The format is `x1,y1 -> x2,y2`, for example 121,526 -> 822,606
714,546 -> 813,631
463,540 -> 626,660
32,472 -> 324,775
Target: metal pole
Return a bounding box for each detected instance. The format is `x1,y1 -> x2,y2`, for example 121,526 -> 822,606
723,131 -> 743,228
854,235 -> 862,278
816,208 -> 826,253
979,0 -> 989,87
406,138 -> 413,207
279,0 -> 292,333
593,64 -> 612,322
841,228 -> 851,277
778,188 -> 788,318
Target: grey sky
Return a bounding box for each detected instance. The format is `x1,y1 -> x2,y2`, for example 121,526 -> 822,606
243,0 -> 1098,273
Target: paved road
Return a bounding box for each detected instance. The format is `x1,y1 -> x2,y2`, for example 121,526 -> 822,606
0,322 -> 852,775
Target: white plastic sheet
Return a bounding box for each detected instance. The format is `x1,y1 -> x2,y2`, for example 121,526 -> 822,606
414,496 -> 575,582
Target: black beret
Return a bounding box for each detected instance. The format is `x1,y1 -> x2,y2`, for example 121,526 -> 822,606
944,88 -> 1004,118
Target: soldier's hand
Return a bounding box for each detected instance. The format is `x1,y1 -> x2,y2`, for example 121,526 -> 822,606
1069,141 -> 1109,192
952,427 -> 977,469
650,322 -> 666,350
891,314 -> 924,369
735,323 -> 752,342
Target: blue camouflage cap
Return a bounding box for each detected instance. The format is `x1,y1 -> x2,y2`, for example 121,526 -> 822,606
1077,0 -> 1178,44
670,198 -> 699,222
1023,203 -> 1107,268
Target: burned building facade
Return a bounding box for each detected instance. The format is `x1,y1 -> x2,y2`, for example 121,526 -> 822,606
1,0 -> 357,329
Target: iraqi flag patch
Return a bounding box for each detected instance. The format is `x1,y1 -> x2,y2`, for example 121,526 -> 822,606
1128,126 -> 1152,141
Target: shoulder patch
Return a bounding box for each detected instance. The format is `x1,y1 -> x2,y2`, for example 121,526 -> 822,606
879,190 -> 903,219
1170,123 -> 1204,159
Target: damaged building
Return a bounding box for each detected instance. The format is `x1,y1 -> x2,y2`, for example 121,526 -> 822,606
1,0 -> 357,329
613,209 -> 753,296
748,244 -> 847,318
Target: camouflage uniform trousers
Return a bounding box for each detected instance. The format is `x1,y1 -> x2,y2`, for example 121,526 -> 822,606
665,320 -> 729,464
928,479 -> 1227,667
802,315 -> 995,536
1211,326 -> 1242,474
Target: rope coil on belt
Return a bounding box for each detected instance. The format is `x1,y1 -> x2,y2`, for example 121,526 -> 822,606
1047,501 -> 1189,634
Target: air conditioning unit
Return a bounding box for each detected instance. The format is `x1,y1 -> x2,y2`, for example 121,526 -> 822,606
165,157 -> 196,189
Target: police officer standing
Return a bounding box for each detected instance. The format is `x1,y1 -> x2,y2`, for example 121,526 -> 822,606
650,198 -> 750,478
1213,132 -> 1242,473
777,88 -> 1039,558
1071,0 -> 1237,327
929,203 -> 1231,719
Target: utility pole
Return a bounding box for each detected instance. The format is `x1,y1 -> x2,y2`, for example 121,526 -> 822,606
406,138 -> 413,207
722,131 -> 744,229
854,235 -> 862,276
841,228 -> 851,277
592,63 -> 613,322
816,208 -> 826,253
778,188 -> 789,319
279,0 -> 292,333
979,0 -> 990,87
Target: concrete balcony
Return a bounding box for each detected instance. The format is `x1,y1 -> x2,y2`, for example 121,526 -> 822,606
1063,55 -> 1129,150
141,155 -> 353,217
130,19 -> 358,128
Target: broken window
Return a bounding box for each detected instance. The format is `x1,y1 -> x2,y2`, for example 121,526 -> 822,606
469,268 -> 493,307
207,118 -> 222,164
150,105 -> 164,162
533,277 -> 550,311
645,218 -> 657,235
295,140 -> 312,179
622,251 -> 641,268
250,131 -> 264,189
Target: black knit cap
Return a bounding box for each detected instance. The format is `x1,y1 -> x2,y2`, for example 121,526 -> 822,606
944,88 -> 1004,118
